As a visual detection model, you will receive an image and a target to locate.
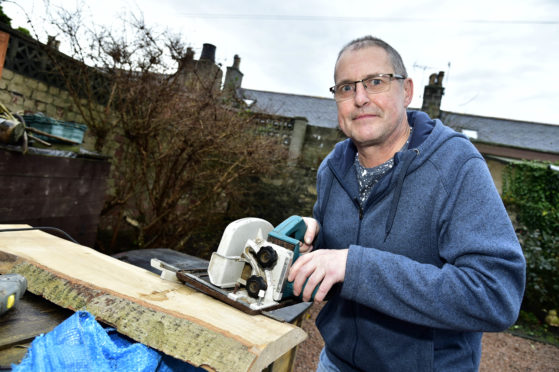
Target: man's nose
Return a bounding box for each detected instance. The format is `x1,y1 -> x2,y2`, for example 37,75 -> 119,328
353,82 -> 370,106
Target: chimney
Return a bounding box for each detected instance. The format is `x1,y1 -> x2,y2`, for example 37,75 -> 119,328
421,71 -> 445,118
177,47 -> 195,72
195,43 -> 222,92
224,54 -> 244,97
200,43 -> 216,62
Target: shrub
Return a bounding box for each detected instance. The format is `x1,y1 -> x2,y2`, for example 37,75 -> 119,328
502,161 -> 559,315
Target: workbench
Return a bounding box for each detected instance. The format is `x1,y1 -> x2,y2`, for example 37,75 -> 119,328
0,226 -> 310,371
0,292 -> 72,370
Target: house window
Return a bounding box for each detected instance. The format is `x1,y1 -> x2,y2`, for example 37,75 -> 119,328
461,129 -> 478,140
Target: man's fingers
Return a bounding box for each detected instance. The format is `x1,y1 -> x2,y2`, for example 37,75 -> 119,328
299,242 -> 313,253
291,256 -> 316,296
288,249 -> 348,300
302,217 -> 319,247
313,276 -> 335,303
302,268 -> 324,302
288,251 -> 312,282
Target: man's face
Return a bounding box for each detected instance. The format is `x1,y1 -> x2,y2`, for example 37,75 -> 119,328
334,46 -> 413,148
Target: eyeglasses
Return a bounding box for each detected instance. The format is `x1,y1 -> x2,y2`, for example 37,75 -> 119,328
329,73 -> 406,102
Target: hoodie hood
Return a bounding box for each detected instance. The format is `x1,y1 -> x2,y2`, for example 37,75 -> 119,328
325,110 -> 468,241
327,111 -> 467,171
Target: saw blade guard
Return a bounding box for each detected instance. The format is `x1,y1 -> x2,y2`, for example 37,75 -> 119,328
208,218 -> 274,287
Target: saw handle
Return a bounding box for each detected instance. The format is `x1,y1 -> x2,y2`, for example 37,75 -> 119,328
268,215 -> 307,259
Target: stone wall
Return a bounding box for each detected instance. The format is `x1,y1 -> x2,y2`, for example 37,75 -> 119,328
0,67 -> 103,152
301,125 -> 345,170
293,125 -> 345,215
256,122 -> 345,221
0,67 -> 94,124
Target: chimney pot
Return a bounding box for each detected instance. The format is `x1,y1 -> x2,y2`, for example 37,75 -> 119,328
437,71 -> 445,86
47,35 -> 60,50
429,71 -> 445,86
233,55 -> 241,70
200,43 -> 216,62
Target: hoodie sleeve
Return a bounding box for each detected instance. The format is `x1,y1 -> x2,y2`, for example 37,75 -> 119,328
340,156 -> 526,332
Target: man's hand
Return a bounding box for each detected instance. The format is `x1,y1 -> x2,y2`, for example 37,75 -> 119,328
300,217 -> 320,253
288,248 -> 348,302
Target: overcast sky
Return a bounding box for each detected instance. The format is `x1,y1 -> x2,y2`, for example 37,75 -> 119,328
5,0 -> 559,125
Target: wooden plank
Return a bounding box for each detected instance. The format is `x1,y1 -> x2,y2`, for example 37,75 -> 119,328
0,226 -> 307,371
0,32 -> 9,79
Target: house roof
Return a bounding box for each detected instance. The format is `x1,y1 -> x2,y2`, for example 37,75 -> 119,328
441,111 -> 559,155
241,88 -> 339,128
241,88 -> 559,156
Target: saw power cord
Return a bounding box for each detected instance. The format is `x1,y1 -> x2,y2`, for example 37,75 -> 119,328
0,227 -> 78,244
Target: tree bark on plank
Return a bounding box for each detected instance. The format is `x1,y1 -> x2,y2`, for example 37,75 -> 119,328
0,225 -> 307,372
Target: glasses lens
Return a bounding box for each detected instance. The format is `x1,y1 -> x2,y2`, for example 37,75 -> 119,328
363,76 -> 390,94
335,83 -> 354,101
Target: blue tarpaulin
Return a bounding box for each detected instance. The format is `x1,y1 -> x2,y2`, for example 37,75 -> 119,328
13,311 -> 203,372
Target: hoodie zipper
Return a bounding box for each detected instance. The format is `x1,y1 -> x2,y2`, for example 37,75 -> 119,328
353,198 -> 364,248
358,201 -> 364,220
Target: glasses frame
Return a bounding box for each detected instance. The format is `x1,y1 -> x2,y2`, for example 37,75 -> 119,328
329,73 -> 407,102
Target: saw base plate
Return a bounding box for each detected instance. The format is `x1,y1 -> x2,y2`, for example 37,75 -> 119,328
176,269 -> 300,318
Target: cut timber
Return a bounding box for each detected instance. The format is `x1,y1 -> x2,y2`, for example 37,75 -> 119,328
0,225 -> 307,371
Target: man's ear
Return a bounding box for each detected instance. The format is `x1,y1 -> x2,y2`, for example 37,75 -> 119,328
403,78 -> 414,107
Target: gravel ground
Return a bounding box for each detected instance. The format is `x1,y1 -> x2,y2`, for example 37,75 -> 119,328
293,302 -> 559,372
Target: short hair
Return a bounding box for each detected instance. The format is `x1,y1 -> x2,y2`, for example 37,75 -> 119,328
335,36 -> 408,81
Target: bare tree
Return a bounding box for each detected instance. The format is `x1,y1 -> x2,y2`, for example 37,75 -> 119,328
41,8 -> 286,255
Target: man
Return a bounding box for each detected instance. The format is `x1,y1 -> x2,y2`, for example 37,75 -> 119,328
288,36 -> 526,371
